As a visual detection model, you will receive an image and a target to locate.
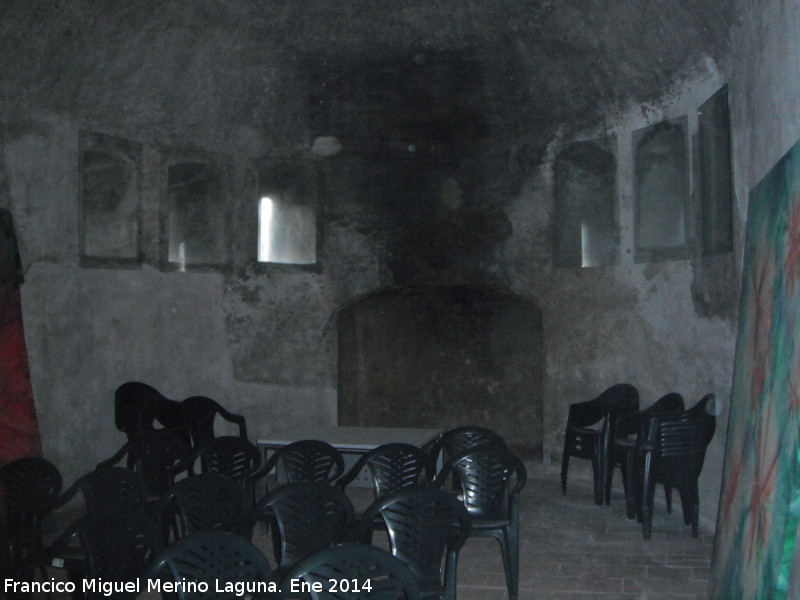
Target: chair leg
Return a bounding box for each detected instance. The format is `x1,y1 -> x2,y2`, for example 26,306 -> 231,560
688,482 -> 700,537
494,527 -> 519,600
641,455 -> 656,540
560,451 -> 569,495
678,487 -> 692,525
623,450 -> 638,520
664,484 -> 672,514
604,460 -> 614,505
444,547 -> 461,600
591,455 -> 604,505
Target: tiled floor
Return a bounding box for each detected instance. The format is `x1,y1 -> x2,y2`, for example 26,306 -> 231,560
452,459 -> 714,600
35,458 -> 714,599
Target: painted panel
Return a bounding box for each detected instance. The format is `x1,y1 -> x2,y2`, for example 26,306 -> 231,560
710,139 -> 800,599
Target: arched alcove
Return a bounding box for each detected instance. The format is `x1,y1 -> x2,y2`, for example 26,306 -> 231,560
336,285 -> 543,454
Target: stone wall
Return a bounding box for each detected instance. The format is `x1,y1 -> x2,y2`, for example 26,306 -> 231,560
0,0 -> 740,534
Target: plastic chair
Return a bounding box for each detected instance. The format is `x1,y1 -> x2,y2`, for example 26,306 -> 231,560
0,456 -> 62,571
161,472 -> 251,541
352,487 -> 470,600
604,392 -> 685,517
192,436 -> 262,504
429,426 -> 507,466
429,426 -> 507,492
274,543 -> 421,600
97,429 -> 192,497
337,443 -> 434,499
560,383 -> 639,504
253,482 -> 355,578
45,503 -> 162,599
639,394 -> 716,539
435,446 -> 527,600
181,395 -> 248,450
143,530 -> 273,600
262,440 -> 345,488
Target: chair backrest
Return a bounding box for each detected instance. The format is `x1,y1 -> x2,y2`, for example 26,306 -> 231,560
114,381 -> 161,437
599,382 -> 640,413
59,466 -> 148,514
254,482 -> 355,576
275,543 -> 421,600
568,383 -> 640,429
646,400 -> 716,479
133,430 -> 192,496
430,426 -> 507,464
265,440 -> 344,485
354,486 -> 470,593
686,393 -> 717,417
193,436 -> 262,482
52,504 -> 161,594
0,456 -> 62,511
99,430 -> 191,497
162,472 -> 250,540
181,396 -> 247,451
437,446 -> 527,522
0,456 -> 62,561
114,381 -> 190,447
144,530 -> 273,600
338,443 -> 433,498
614,392 -> 685,439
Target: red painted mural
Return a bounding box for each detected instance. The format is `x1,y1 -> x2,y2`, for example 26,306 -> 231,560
0,209 -> 41,465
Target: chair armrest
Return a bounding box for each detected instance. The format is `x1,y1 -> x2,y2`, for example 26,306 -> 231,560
216,406 -> 248,439
428,432 -> 446,464
431,458 -> 453,488
260,451 -> 280,476
39,522 -> 81,566
335,454 -> 369,490
612,438 -> 637,449
96,442 -> 131,470
168,458 -> 193,480
510,456 -> 527,496
47,479 -> 85,513
568,425 -> 602,436
249,456 -> 275,486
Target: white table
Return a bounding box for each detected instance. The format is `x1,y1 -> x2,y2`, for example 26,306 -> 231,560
257,425 -> 442,453
257,425 -> 443,486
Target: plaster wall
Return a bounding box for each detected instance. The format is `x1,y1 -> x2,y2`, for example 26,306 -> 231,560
0,111 -> 340,482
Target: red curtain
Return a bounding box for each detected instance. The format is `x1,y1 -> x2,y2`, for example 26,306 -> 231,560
0,209 -> 41,465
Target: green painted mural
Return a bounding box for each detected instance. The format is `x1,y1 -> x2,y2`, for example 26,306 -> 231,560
711,139 -> 800,599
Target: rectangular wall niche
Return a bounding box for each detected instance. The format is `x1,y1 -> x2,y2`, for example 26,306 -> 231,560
162,150 -> 229,271
698,85 -> 734,256
634,116 -> 690,262
257,160 -> 318,266
553,136 -> 618,267
79,131 -> 142,267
